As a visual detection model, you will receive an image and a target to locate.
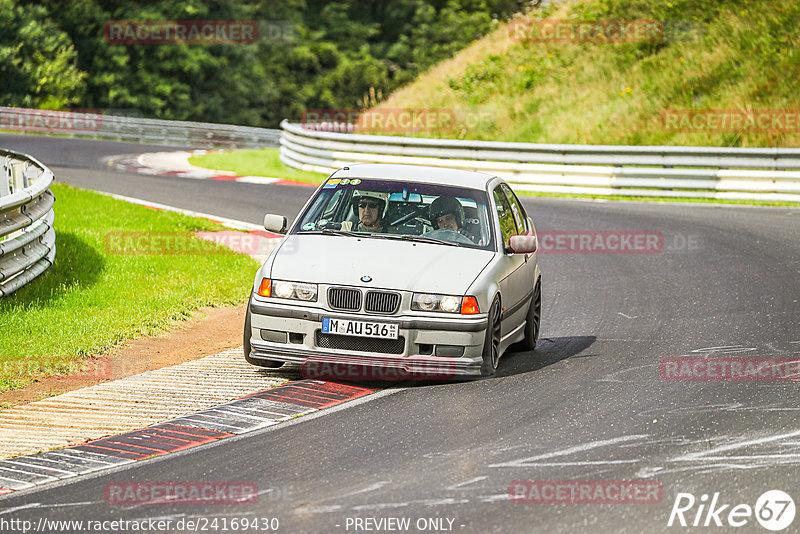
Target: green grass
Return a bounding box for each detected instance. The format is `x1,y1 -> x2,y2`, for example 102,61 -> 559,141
0,183 -> 259,393
376,0 -> 800,148
190,148 -> 328,184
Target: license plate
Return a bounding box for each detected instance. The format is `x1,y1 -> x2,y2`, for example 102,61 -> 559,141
322,318 -> 399,339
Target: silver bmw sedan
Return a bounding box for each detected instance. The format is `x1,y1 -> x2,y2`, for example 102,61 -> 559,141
244,163 -> 541,379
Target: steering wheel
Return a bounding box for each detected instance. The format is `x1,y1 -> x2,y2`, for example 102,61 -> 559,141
424,228 -> 475,245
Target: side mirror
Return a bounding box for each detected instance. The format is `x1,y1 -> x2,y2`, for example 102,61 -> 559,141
264,214 -> 287,234
508,234 -> 537,254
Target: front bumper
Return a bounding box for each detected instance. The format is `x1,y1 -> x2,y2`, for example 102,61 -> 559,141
248,299 -> 488,378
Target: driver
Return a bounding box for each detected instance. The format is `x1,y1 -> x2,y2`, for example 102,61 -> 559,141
429,196 -> 475,242
341,190 -> 389,232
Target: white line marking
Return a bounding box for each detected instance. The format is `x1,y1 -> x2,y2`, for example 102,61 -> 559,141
446,476 -> 488,490
488,435 -> 648,468
477,493 -> 509,503
507,460 -> 638,466
236,176 -> 282,184
0,466 -> 57,481
689,345 -> 757,354
48,450 -> 129,465
676,428 -> 800,462
597,363 -> 660,383
198,408 -> 282,423
317,481 -> 391,503
97,192 -> 263,231
1,460 -> 76,477
0,503 -> 39,515
617,312 -> 637,319
350,497 -> 469,512
300,505 -> 343,514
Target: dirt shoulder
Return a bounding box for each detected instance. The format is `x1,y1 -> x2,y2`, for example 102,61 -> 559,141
1,304 -> 245,408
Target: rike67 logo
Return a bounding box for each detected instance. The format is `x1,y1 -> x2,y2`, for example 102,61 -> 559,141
668,490 -> 795,531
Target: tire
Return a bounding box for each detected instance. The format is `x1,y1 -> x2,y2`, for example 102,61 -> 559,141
480,296 -> 502,377
243,298 -> 283,368
517,278 -> 541,352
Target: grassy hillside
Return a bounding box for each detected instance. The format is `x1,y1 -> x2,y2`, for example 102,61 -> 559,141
371,0 -> 800,147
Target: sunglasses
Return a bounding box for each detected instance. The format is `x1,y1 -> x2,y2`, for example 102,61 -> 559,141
358,202 -> 379,209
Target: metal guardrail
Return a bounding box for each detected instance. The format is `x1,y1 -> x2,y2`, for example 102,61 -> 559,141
279,120 -> 800,201
0,150 -> 56,297
0,107 -> 281,149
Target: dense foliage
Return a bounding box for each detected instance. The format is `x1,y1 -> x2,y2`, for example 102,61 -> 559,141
0,0 -> 530,126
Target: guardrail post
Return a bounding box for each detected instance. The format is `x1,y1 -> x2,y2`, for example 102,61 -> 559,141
1,157 -> 10,197
9,161 -> 25,193
0,149 -> 56,296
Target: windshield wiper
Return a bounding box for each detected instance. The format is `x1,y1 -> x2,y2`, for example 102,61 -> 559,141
299,229 -> 360,237
320,229 -> 360,237
369,233 -> 465,247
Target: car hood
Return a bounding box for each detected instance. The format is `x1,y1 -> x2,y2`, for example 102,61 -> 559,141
270,234 -> 494,294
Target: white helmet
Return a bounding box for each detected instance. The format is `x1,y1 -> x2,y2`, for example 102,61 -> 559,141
351,190 -> 389,217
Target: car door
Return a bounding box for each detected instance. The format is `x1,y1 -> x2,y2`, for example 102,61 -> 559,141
491,185 -> 528,338
500,183 -> 538,301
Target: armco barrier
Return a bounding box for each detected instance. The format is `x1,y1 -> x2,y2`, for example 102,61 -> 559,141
0,150 -> 56,296
279,120 -> 800,201
0,107 -> 280,149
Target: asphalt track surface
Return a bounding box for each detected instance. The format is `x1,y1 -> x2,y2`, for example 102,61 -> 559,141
2,134 -> 800,533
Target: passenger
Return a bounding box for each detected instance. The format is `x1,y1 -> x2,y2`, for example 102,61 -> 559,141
341,191 -> 389,232
429,196 -> 475,242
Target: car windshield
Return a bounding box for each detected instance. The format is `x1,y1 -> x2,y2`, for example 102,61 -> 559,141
293,178 -> 495,251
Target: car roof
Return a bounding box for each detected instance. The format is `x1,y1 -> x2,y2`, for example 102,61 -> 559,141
330,163 -> 497,190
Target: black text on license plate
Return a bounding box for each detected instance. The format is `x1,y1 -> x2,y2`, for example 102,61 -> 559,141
322,318 -> 398,339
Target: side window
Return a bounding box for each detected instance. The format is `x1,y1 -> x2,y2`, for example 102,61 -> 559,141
321,189 -> 344,219
493,186 -> 516,248
501,184 -> 527,234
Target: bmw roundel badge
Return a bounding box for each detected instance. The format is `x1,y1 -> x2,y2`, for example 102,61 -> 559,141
361,275 -> 372,283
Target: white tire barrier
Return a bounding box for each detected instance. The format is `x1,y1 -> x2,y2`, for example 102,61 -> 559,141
0,150 -> 56,296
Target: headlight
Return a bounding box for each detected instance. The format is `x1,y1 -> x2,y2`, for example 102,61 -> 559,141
294,283 -> 317,301
258,278 -> 317,301
274,280 -> 294,299
440,295 -> 461,313
414,293 -> 441,311
412,293 -> 480,314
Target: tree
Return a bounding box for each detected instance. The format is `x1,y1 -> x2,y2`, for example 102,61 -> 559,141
0,0 -> 86,109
